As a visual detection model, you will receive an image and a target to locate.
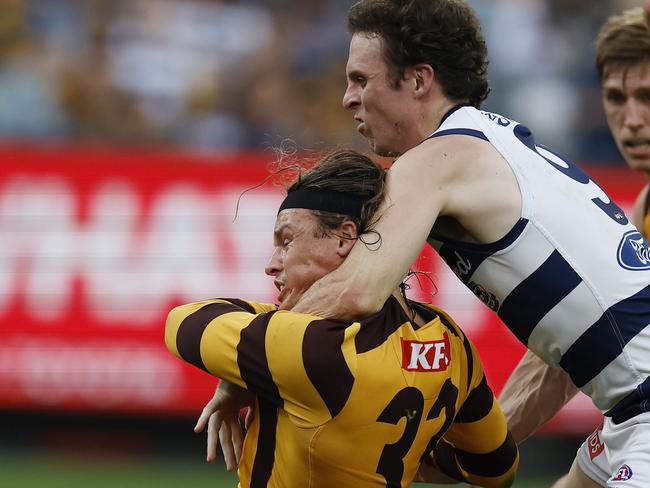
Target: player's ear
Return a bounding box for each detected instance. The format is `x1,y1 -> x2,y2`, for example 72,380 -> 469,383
410,64 -> 434,97
336,220 -> 358,257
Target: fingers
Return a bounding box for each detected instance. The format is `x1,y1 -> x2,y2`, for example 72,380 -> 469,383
244,406 -> 255,430
219,418 -> 236,471
231,417 -> 245,466
206,411 -> 222,463
194,402 -> 215,433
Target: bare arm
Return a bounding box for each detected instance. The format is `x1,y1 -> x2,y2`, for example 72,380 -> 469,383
291,140 -> 456,318
498,350 -> 579,444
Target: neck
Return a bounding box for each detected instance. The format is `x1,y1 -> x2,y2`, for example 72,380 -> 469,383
392,290 -> 426,326
415,97 -> 464,143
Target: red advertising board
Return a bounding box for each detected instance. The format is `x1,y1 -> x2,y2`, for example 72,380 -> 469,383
0,144 -> 645,434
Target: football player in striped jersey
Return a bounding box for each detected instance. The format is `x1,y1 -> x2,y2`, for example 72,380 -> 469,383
166,149 -> 518,487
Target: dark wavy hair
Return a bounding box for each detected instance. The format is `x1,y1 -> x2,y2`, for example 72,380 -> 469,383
287,148 -> 386,238
348,0 -> 490,107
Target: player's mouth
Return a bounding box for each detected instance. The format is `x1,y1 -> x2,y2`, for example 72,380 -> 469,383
354,116 -> 366,134
623,138 -> 650,158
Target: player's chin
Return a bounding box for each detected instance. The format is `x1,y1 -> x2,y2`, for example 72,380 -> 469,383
278,295 -> 296,311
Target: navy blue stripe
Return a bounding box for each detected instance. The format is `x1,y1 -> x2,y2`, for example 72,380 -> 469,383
176,302 -> 244,371
436,244 -> 492,285
303,319 -> 354,417
428,128 -> 488,141
432,218 -> 529,254
498,250 -> 582,345
432,220 -> 529,286
560,285 -> 650,387
237,312 -> 283,408
605,376 -> 650,423
250,398 -> 278,488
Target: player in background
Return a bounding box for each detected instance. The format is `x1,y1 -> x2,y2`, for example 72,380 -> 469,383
550,4 -> 650,488
166,149 -> 518,487
604,5 -> 650,238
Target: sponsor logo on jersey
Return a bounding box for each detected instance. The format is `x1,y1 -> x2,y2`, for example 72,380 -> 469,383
617,231 -> 650,270
612,464 -> 633,481
401,332 -> 451,372
480,110 -> 512,127
587,429 -> 604,460
468,281 -> 500,311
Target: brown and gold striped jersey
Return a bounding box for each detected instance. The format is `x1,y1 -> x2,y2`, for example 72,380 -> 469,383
165,295 -> 518,488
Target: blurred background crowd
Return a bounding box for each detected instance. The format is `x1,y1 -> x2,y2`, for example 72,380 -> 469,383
0,0 -> 643,163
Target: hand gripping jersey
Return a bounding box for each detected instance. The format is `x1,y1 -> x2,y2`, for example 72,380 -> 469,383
165,296 -> 518,488
428,106 -> 650,417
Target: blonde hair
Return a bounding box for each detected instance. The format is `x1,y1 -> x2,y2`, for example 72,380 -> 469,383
596,7 -> 650,79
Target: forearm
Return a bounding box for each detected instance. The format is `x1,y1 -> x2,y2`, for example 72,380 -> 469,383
498,350 -> 579,444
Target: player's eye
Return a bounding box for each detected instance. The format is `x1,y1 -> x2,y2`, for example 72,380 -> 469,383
606,91 -> 626,105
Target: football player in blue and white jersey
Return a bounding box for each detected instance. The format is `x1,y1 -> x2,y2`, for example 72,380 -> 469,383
286,1 -> 650,487
202,1 -> 650,486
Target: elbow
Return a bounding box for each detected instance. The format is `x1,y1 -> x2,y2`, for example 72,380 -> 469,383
164,305 -> 187,358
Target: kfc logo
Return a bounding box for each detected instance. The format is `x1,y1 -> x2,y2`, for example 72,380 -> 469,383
612,464 -> 633,482
401,333 -> 451,372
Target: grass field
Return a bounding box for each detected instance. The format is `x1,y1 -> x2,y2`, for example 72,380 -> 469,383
0,448 -> 560,488
0,411 -> 577,488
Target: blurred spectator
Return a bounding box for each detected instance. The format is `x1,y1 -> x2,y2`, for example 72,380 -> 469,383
0,0 -> 642,163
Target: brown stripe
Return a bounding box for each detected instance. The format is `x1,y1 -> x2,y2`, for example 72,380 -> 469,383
250,398 -> 278,488
431,439 -> 466,482
303,319 -> 354,417
437,312 -> 474,393
456,375 -> 494,423
220,298 -> 257,314
456,431 -> 518,478
355,296 -> 409,353
176,302 -> 244,371
237,311 -> 283,407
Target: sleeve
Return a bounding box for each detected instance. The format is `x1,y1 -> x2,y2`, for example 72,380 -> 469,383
164,298 -> 343,427
432,337 -> 519,488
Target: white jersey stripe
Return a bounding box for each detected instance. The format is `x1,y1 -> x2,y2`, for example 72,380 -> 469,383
497,250 -> 582,345
427,105 -> 650,413
560,284 -> 650,387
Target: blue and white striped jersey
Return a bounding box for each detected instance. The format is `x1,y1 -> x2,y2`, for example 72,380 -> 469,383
427,106 -> 650,413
